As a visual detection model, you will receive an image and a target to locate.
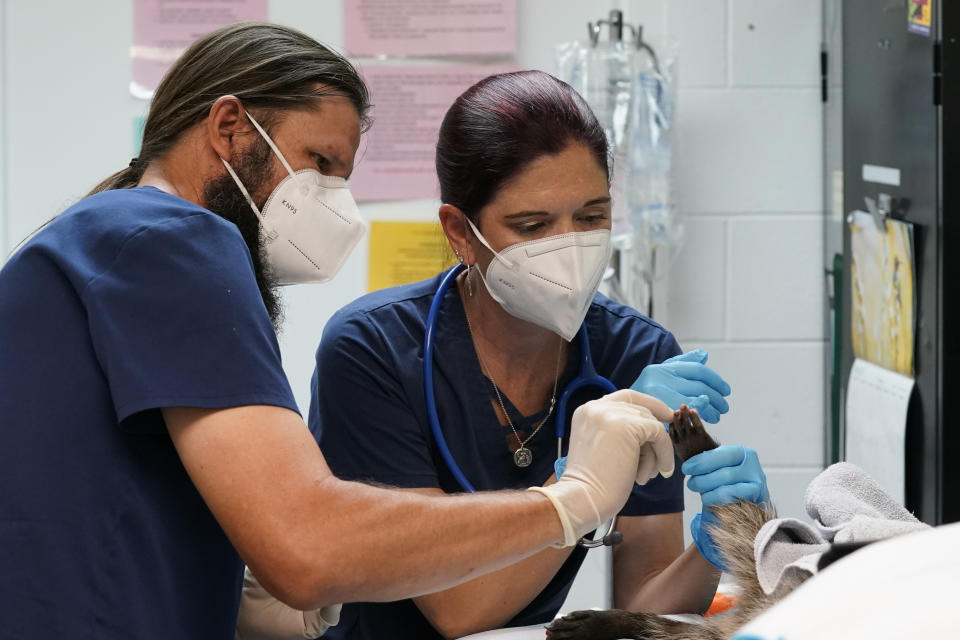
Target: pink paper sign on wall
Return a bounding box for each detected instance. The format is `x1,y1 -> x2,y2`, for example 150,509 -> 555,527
349,65 -> 513,202
345,0 -> 517,57
131,0 -> 268,99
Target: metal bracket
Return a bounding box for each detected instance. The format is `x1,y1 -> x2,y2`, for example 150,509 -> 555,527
864,194 -> 889,230
587,9 -> 661,72
864,192 -> 910,231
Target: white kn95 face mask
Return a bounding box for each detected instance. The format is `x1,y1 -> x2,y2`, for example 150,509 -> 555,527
465,216 -> 611,341
220,110 -> 367,285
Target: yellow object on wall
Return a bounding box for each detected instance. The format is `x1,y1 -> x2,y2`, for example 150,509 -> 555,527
367,221 -> 457,292
849,211 -> 915,377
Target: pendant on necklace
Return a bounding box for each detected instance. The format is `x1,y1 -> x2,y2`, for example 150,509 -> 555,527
513,447 -> 533,468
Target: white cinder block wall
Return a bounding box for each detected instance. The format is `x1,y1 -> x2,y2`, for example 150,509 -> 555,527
661,0 -> 825,536
560,0 -> 826,611
0,0 -> 824,617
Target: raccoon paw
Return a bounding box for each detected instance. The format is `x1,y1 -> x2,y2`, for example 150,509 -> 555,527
669,405 -> 720,463
546,609 -> 646,640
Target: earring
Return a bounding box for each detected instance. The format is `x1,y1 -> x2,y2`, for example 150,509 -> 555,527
455,249 -> 473,296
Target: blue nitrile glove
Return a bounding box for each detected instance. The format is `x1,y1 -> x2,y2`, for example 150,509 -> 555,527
689,510 -> 725,570
554,456 -> 567,481
683,445 -> 768,570
630,350 -> 731,424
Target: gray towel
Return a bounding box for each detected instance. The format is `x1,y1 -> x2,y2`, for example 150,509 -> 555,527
754,518 -> 830,598
804,462 -> 925,542
753,462 -> 929,596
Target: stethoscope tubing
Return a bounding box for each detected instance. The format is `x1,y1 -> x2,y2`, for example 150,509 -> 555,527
554,329 -> 619,442
423,264 -> 621,547
424,263 -> 477,493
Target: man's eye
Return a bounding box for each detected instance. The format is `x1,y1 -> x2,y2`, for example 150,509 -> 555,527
313,155 -> 329,170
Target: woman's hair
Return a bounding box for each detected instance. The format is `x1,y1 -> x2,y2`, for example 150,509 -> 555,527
88,22 -> 370,195
435,70 -> 609,225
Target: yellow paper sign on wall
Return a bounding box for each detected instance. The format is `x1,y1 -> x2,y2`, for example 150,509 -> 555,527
367,221 -> 457,292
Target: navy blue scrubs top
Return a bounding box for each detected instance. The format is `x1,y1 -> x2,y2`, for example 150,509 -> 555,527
311,268 -> 685,640
0,187 -> 298,639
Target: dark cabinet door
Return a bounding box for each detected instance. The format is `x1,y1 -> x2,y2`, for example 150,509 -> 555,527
842,0 -> 948,523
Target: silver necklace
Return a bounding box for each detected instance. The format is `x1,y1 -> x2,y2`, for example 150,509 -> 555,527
463,292 -> 563,468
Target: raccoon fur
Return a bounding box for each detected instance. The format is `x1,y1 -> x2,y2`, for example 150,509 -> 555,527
546,406 -> 786,640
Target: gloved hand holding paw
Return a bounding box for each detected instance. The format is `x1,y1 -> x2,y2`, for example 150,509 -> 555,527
631,349 -> 731,424
683,445 -> 768,570
531,389 -> 676,547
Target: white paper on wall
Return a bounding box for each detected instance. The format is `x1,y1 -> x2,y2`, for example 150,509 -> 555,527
345,0 -> 516,56
130,0 -> 268,99
845,357 -> 914,505
349,64 -> 513,202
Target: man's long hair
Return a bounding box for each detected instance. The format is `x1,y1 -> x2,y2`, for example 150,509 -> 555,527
88,22 -> 370,195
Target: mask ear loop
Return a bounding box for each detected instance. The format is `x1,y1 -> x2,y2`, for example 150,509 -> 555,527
220,158 -> 279,241
463,215 -> 513,296
464,216 -> 515,271
218,108 -> 298,239
244,111 -> 300,185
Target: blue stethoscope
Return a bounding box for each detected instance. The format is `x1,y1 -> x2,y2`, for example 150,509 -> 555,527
424,263 -> 622,547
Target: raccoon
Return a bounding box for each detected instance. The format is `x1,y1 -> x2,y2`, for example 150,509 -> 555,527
546,406 -> 792,640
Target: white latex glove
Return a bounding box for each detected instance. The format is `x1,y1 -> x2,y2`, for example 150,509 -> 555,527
529,389 -> 675,547
235,566 -> 341,640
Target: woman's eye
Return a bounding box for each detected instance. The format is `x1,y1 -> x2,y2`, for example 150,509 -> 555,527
313,154 -> 329,170
580,213 -> 608,225
516,222 -> 546,234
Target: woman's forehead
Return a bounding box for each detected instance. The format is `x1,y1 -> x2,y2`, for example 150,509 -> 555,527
484,144 -> 609,214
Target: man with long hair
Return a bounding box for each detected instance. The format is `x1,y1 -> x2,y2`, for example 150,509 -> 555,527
0,22 -> 678,639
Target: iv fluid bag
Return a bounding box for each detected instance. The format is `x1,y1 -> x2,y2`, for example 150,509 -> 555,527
557,38 -> 682,315
557,39 -> 682,258
628,62 -> 683,255
559,41 -> 634,238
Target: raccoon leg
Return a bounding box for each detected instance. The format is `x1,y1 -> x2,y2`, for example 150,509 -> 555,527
668,409 -> 785,635
545,414 -> 737,640
545,609 -> 719,640
668,406 -> 776,605
702,501 -> 781,633
668,405 -> 720,462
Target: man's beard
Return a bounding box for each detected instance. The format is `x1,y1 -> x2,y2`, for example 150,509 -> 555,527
202,138 -> 284,331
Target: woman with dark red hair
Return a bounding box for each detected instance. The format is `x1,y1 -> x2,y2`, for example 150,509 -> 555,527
310,71 -> 766,640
